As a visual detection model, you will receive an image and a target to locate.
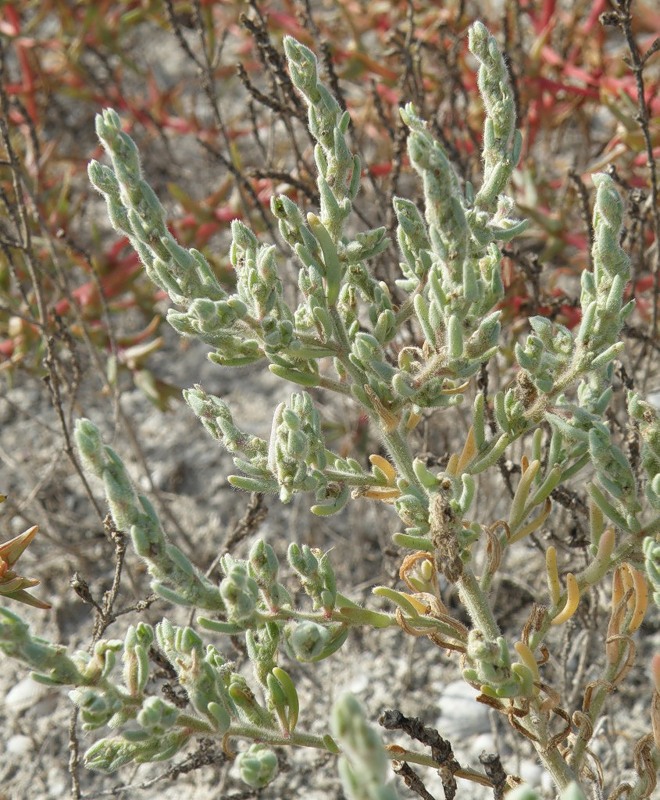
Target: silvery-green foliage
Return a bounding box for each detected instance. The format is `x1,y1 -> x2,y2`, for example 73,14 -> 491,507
236,743 -> 279,788
331,694 -> 399,800
87,24 -> 641,558
76,418 -> 225,611
81,21 -> 659,791
1,20 -> 658,798
0,607 -> 103,687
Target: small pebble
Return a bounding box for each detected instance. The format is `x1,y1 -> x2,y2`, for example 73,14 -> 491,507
648,391 -> 660,410
519,759 -> 543,787
470,731 -> 496,758
47,765 -> 67,797
436,680 -> 491,738
347,672 -> 369,694
6,734 -> 33,756
4,676 -> 51,712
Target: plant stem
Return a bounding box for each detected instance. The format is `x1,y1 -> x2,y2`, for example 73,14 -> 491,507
228,725 -> 495,789
329,307 -> 365,387
227,722 -> 333,751
383,428 -> 420,490
384,746 -> 494,788
567,639 -> 635,774
317,376 -> 353,396
456,567 -> 500,641
534,742 -> 580,791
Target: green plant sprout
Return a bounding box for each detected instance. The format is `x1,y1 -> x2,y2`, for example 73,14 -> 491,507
1,20 -> 659,799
